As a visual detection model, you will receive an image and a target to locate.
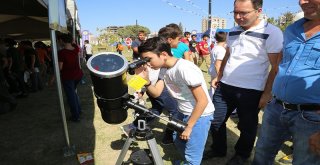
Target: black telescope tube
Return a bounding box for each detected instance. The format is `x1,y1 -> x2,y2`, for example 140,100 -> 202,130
128,57 -> 150,75
87,53 -> 188,130
86,53 -> 129,124
125,100 -> 187,133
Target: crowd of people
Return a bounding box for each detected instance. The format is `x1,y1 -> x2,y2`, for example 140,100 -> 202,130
119,0 -> 320,164
0,38 -> 56,114
0,34 -> 85,123
1,0 -> 319,164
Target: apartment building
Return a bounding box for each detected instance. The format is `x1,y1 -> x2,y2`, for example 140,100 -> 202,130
202,17 -> 227,32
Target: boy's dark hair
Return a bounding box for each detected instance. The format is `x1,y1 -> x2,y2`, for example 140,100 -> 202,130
84,40 -> 89,43
4,38 -> 17,47
214,32 -> 227,42
158,23 -> 182,40
202,34 -> 209,38
59,33 -> 73,43
138,30 -> 145,35
165,23 -> 179,29
191,34 -> 197,38
24,40 -> 33,47
158,26 -> 182,40
166,23 -> 183,35
184,31 -> 191,37
34,41 -> 46,48
234,0 -> 262,9
138,37 -> 173,57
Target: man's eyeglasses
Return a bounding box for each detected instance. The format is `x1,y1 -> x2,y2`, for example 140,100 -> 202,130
231,10 -> 257,17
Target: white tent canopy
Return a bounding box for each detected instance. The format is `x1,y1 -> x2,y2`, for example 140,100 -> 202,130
66,0 -> 81,31
0,0 -> 80,39
0,0 -> 49,39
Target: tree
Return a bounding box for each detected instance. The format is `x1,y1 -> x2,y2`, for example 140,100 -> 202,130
279,12 -> 294,31
267,17 -> 278,26
266,12 -> 295,31
96,25 -> 150,45
97,31 -> 119,46
117,25 -> 150,38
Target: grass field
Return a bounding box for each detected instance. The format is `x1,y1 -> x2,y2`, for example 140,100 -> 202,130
0,47 -> 292,165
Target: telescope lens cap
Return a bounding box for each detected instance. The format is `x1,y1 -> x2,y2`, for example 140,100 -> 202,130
87,52 -> 128,78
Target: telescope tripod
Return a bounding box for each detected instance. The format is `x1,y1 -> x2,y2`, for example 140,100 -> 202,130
116,120 -> 164,165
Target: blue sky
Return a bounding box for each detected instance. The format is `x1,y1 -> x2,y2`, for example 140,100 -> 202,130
77,0 -> 301,35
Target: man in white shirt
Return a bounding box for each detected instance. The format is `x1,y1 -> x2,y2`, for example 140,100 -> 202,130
205,0 -> 283,164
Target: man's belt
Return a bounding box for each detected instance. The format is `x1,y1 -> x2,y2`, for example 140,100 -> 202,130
275,99 -> 320,111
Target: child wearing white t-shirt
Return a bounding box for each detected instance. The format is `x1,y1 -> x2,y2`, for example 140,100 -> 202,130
136,37 -> 214,165
208,32 -> 227,99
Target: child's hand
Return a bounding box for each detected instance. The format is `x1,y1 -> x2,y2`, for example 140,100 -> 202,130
180,126 -> 192,140
211,77 -> 220,88
134,65 -> 149,81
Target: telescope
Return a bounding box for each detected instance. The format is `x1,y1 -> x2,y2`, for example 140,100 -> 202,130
127,57 -> 150,75
86,52 -> 186,133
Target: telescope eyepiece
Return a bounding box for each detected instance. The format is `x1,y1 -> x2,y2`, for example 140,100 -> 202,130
128,57 -> 150,75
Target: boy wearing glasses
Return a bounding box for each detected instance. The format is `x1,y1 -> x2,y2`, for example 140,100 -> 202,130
205,0 -> 283,164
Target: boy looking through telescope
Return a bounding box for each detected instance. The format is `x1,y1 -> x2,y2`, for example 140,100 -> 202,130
136,37 -> 215,165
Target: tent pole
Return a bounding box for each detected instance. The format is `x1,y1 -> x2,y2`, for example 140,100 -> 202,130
72,11 -> 76,42
50,30 -> 75,157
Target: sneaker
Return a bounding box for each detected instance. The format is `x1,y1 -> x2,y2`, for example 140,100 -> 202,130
120,123 -> 136,137
279,154 -> 293,164
230,112 -> 238,118
226,155 -> 247,165
202,150 -> 226,160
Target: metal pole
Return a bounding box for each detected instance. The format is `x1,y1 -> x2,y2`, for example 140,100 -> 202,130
72,9 -> 76,42
208,0 -> 212,30
50,30 -> 75,157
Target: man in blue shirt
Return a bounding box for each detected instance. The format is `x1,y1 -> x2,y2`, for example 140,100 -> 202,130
253,0 -> 320,164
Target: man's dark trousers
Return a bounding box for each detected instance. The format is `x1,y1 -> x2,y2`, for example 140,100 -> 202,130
210,82 -> 263,158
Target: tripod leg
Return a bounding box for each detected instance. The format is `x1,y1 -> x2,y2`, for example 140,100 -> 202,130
147,138 -> 164,165
116,137 -> 134,165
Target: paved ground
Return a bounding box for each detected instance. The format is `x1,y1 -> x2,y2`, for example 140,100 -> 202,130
0,49 -> 292,165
